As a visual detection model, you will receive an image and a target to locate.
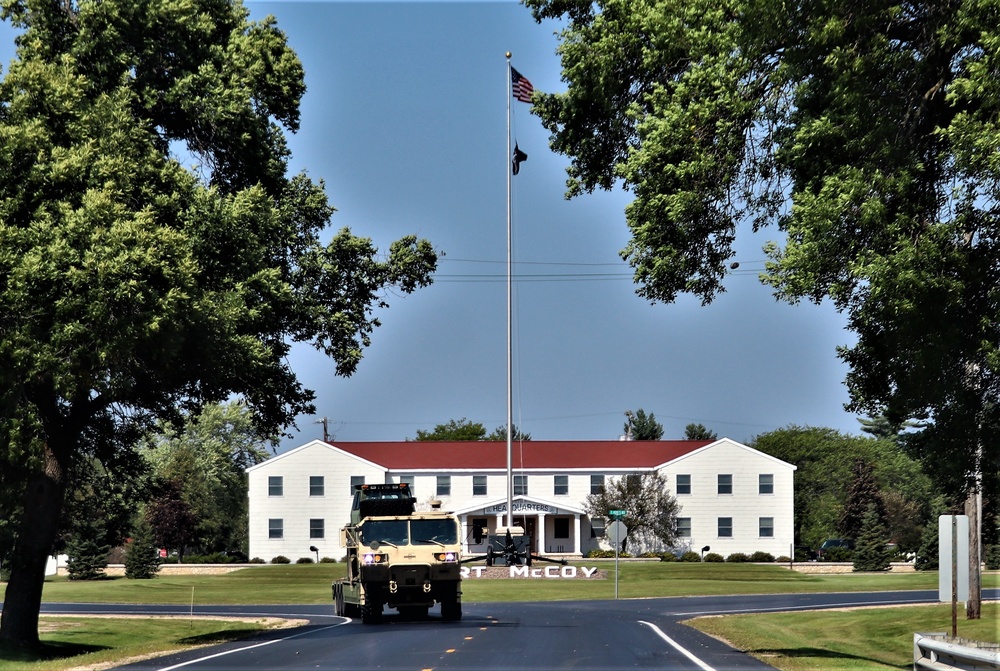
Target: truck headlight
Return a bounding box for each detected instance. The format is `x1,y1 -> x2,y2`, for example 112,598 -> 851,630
434,552 -> 458,563
362,553 -> 389,565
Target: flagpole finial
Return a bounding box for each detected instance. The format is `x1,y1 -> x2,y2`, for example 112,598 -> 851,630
506,51 -> 511,59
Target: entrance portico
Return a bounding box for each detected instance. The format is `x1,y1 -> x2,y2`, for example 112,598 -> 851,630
455,496 -> 588,557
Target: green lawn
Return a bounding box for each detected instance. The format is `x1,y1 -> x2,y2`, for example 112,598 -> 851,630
0,563 -> 994,671
689,602 -> 999,671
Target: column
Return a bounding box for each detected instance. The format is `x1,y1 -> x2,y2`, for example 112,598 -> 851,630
537,514 -> 546,554
461,517 -> 469,552
573,515 -> 581,556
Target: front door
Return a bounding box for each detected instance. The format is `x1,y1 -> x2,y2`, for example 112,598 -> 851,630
512,516 -> 537,551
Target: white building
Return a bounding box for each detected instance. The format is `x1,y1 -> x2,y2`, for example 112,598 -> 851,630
246,438 -> 796,562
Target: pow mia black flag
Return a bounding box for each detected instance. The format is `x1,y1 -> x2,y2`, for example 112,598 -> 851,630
512,143 -> 527,175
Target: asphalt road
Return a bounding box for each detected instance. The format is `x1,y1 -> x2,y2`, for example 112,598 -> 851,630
38,588 -> 998,671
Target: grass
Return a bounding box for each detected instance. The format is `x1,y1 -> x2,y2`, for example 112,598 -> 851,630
0,563 -> 994,670
0,616 -> 289,671
689,601 -> 999,671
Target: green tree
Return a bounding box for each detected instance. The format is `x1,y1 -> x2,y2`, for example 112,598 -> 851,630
584,471 -> 679,553
142,401 -> 272,556
414,419 -> 488,442
838,459 -> 885,542
145,480 -> 199,563
486,424 -> 532,442
684,423 -> 717,441
528,0 -> 999,616
64,517 -> 110,581
0,0 -> 436,646
852,504 -> 892,572
123,520 -> 161,580
625,409 -> 663,440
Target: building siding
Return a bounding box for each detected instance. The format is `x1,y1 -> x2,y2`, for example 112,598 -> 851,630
246,438 -> 796,561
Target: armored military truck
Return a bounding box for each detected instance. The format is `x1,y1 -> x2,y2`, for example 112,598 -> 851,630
332,483 -> 462,623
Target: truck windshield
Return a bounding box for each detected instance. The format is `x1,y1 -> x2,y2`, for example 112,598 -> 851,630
411,518 -> 459,545
360,520 -> 409,546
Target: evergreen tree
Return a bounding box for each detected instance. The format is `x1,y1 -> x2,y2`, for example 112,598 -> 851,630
124,520 -> 162,580
838,459 -> 884,541
625,409 -> 664,440
65,519 -> 110,581
914,519 -> 940,571
852,504 -> 892,572
684,423 -> 717,441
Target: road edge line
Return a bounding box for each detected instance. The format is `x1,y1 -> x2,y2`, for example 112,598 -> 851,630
638,620 -> 716,671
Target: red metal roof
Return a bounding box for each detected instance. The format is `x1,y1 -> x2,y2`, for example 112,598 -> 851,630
328,440 -> 713,470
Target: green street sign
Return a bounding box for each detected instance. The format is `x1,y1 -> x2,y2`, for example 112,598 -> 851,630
609,509 -> 627,519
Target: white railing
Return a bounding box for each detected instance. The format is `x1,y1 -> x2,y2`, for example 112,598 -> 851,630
913,633 -> 1000,670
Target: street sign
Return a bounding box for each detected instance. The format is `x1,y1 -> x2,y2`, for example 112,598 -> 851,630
609,509 -> 627,519
608,521 -> 628,546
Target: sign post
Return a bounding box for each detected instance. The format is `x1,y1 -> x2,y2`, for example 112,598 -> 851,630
939,515 -> 970,637
608,520 -> 628,600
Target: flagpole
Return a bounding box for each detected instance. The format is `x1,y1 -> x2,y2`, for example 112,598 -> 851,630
505,52 -> 514,531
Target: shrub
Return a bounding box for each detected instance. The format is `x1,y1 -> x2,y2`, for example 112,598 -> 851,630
271,555 -> 291,564
704,552 -> 725,562
775,555 -> 792,563
750,551 -> 775,562
639,551 -> 661,558
249,557 -> 266,564
659,552 -> 677,562
824,546 -> 854,562
320,556 -> 338,563
679,551 -> 702,562
726,552 -> 750,563
585,549 -> 632,558
296,557 -> 314,564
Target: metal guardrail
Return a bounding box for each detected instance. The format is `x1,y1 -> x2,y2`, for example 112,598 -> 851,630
914,632 -> 1000,670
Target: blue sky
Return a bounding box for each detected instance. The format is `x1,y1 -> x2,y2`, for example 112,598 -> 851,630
0,1 -> 864,448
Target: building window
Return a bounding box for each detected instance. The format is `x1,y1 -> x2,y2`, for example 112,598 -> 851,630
350,475 -> 365,494
310,476 -> 324,497
718,517 -> 733,537
513,475 -> 528,496
437,475 -> 451,497
553,518 -> 570,539
759,517 -> 774,538
268,476 -> 283,497
718,474 -> 733,495
268,519 -> 283,540
399,475 -> 414,494
759,474 -> 774,495
310,518 -> 325,539
473,475 -> 487,496
676,474 -> 691,495
554,475 -> 568,496
590,474 -> 605,495
676,517 -> 692,538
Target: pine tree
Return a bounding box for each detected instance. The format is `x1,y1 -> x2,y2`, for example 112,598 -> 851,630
124,521 -> 162,580
838,459 -> 885,541
65,519 -> 111,581
853,504 -> 892,572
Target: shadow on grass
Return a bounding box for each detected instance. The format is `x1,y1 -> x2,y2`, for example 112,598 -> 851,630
177,628 -> 267,645
0,640 -> 110,663
756,647 -> 908,670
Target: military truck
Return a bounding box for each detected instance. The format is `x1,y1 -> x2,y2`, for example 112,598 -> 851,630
332,483 -> 462,623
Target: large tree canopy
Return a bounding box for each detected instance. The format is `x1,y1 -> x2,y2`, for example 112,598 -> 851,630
0,0 -> 435,646
526,0 -> 998,502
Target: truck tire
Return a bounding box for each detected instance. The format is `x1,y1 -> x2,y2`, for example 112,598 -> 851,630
334,584 -> 344,617
441,597 -> 462,621
361,600 -> 382,624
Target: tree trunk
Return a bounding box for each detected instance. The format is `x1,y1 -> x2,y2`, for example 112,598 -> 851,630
966,488 -> 981,620
0,442 -> 68,648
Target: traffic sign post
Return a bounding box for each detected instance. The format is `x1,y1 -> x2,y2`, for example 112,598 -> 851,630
609,509 -> 627,520
608,521 -> 628,599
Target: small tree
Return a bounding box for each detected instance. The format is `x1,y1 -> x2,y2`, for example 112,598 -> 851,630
853,504 -> 892,572
65,518 -> 110,581
684,423 -> 718,441
838,459 -> 885,541
625,409 -> 664,440
124,521 -> 162,580
146,480 -> 199,563
584,471 -> 679,553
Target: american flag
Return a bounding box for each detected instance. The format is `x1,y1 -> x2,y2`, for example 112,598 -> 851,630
511,67 -> 534,103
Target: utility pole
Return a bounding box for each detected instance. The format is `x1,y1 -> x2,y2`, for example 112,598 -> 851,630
315,417 -> 330,442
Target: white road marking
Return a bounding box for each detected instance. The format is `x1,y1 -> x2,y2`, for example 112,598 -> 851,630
639,620 -> 716,671
156,621 -> 350,670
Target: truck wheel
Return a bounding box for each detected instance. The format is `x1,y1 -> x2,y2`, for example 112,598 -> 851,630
334,585 -> 344,617
361,600 -> 382,624
441,598 -> 462,622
